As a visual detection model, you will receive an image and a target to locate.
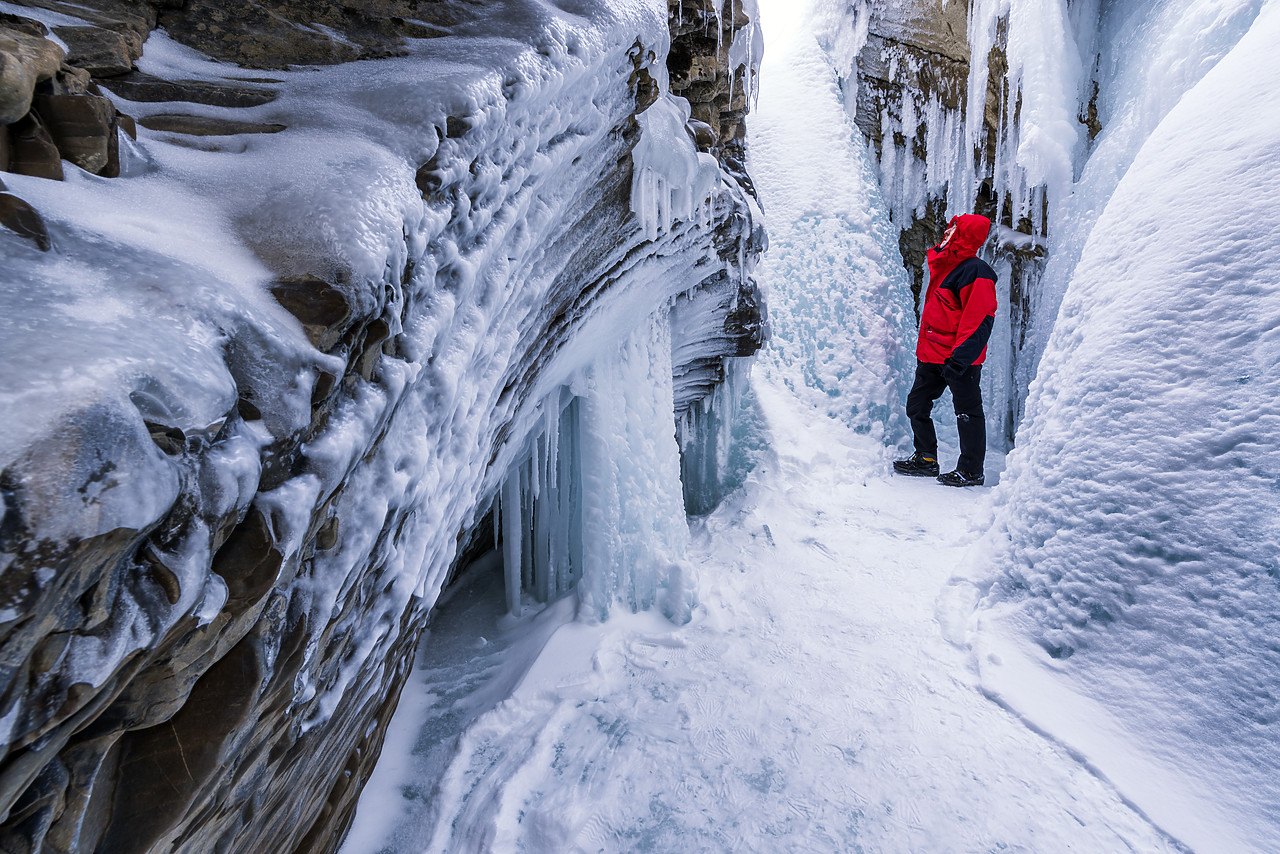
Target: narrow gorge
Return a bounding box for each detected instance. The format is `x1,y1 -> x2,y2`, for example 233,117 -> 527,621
5,0 -> 1280,851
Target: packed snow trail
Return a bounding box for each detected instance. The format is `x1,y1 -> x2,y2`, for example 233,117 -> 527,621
338,3 -> 1183,851
340,377 -> 1180,853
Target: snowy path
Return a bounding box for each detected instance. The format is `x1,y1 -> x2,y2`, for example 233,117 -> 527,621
342,376 -> 1180,853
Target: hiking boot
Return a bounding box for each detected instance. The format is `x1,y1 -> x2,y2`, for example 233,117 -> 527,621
893,452 -> 940,477
937,469 -> 985,487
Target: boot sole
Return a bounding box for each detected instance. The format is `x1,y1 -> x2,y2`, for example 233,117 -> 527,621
893,467 -> 940,477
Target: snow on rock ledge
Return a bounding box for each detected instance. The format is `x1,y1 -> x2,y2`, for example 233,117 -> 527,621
0,0 -> 764,852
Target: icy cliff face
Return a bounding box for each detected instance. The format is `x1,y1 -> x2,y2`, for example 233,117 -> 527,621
815,0 -> 1091,441
0,0 -> 763,851
827,0 -> 1280,847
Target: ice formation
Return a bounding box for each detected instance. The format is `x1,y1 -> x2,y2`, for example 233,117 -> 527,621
0,0 -> 764,848
801,0 -> 1280,846
631,93 -> 724,241
496,312 -> 694,623
675,355 -> 760,515
1009,0 -> 1267,403
728,0 -> 766,109
820,0 -> 1089,232
748,4 -> 916,444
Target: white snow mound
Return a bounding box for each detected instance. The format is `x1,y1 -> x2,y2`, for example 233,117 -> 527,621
967,2 -> 1280,850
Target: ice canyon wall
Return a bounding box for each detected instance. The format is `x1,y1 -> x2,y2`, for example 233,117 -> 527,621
830,0 -> 1280,849
0,1 -> 764,851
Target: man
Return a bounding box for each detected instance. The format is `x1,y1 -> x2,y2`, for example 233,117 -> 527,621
893,213 -> 998,487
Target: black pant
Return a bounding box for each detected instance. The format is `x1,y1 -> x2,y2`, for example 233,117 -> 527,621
906,361 -> 986,474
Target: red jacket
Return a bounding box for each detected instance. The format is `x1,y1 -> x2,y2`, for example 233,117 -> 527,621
917,214 -> 998,367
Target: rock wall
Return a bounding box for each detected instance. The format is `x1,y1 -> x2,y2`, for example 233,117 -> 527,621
845,0 -> 970,304
0,1 -> 764,852
666,0 -> 768,420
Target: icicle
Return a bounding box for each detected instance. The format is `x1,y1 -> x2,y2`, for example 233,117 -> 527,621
502,477 -> 522,616
520,462 -> 533,591
492,493 -> 501,552
631,95 -> 722,239
564,397 -> 584,588
534,437 -> 552,602
530,428 -> 542,501
715,0 -> 722,59
489,311 -> 690,619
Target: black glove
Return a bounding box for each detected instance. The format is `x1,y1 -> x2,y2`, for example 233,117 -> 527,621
942,359 -> 965,384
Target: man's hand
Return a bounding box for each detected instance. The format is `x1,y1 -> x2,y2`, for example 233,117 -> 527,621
943,359 -> 965,384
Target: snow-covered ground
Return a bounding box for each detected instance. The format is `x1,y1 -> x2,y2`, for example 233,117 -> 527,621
338,2 -> 1185,851
342,373 -> 1185,853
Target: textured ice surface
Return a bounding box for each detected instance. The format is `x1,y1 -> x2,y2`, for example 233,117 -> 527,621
966,0 -> 1087,226
959,1 -> 1280,850
495,313 -> 693,623
1013,0 -> 1266,403
341,380 -> 1176,854
631,94 -> 723,241
747,2 -> 915,446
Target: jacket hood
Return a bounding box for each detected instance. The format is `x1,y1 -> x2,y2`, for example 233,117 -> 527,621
937,214 -> 992,258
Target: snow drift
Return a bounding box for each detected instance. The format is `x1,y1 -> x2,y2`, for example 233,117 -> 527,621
964,1 -> 1280,850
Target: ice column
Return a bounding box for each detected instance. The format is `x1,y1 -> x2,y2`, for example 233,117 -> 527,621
677,355 -> 756,515
497,310 -> 692,622
728,0 -> 766,109
966,0 -> 1088,227
498,393 -> 584,616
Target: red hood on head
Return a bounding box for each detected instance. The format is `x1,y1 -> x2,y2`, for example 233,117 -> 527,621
938,214 -> 992,258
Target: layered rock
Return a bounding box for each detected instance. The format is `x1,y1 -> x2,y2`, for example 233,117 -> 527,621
0,1 -> 764,853
0,4 -> 142,254
0,3 -> 145,181
156,0 -> 457,68
846,0 -> 970,303
667,0 -> 760,171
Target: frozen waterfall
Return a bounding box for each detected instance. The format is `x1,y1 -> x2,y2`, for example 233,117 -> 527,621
495,311 -> 694,624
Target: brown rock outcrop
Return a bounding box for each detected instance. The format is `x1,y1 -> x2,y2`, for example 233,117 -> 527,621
98,71 -> 279,108
0,9 -> 136,181
0,18 -> 63,124
5,111 -> 61,178
667,0 -> 757,162
19,0 -> 155,55
52,26 -> 137,77
33,92 -> 115,173
155,0 -> 454,68
0,189 -> 51,249
138,114 -> 287,136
